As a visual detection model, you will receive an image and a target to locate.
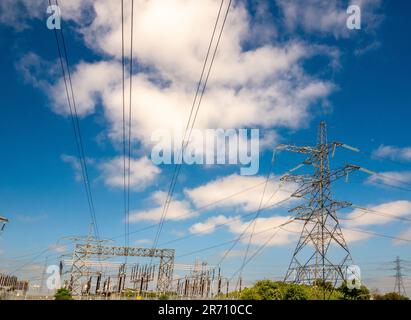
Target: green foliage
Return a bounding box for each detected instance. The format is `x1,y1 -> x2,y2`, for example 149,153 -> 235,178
284,284 -> 308,300
159,293 -> 170,300
337,281 -> 370,300
373,292 -> 409,300
239,280 -> 285,300
54,288 -> 73,300
312,279 -> 334,291
237,280 -> 371,300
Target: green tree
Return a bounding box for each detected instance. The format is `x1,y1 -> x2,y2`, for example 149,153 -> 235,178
54,288 -> 73,300
159,293 -> 170,300
338,281 -> 370,300
239,280 -> 284,300
312,279 -> 334,291
373,292 -> 409,300
284,284 -> 308,300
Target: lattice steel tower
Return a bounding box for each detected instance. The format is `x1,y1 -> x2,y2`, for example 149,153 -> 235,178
394,256 -> 407,296
278,121 -> 360,287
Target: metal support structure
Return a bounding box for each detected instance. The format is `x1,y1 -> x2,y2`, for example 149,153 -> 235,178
69,242 -> 174,296
393,256 -> 407,296
0,216 -> 8,235
279,121 -> 360,289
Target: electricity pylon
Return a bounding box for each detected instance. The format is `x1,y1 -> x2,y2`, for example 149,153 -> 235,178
393,256 -> 407,296
278,121 -> 360,288
0,216 -> 8,235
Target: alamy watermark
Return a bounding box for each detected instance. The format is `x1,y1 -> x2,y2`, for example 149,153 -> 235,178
151,128 -> 260,176
46,265 -> 61,290
46,5 -> 61,30
346,264 -> 362,290
346,5 -> 361,30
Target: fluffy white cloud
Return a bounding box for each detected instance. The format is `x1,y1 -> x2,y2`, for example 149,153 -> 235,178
48,244 -> 68,253
185,173 -> 296,212
15,0 -> 338,154
188,199 -> 411,247
99,156 -> 160,190
61,154 -> 82,181
189,215 -> 233,235
190,214 -> 301,246
340,228 -> 373,243
61,154 -> 95,182
134,238 -> 152,245
394,228 -> 411,245
343,200 -> 411,227
372,145 -> 411,162
366,171 -> 411,188
129,191 -> 193,222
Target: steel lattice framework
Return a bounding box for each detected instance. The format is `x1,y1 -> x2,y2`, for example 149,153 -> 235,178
279,121 -> 360,287
394,256 -> 407,296
69,240 -> 174,296
0,216 -> 8,235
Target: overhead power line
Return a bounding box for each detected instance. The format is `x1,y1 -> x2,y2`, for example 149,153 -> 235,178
150,0 -> 232,255
50,0 -> 100,240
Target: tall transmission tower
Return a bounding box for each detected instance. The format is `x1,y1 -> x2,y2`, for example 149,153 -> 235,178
278,121 -> 360,287
0,216 -> 8,235
393,256 -> 407,296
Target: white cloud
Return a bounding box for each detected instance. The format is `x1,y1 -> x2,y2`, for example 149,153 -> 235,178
340,228 -> 373,243
189,215 -> 233,235
190,214 -> 302,246
134,238 -> 152,245
48,244 -> 68,254
344,200 -> 411,227
218,249 -> 254,258
185,173 -> 296,212
99,156 -> 160,191
372,145 -> 411,162
129,191 -> 193,222
394,228 -> 411,245
61,154 -> 95,182
366,171 -> 411,188
15,0 -> 337,154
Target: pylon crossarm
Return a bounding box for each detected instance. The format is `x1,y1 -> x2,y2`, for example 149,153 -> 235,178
276,144 -> 315,154
288,204 -> 313,217
280,174 -> 312,184
330,201 -> 352,211
328,165 -> 360,183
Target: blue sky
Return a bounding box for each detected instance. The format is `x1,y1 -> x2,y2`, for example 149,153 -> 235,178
0,0 -> 411,293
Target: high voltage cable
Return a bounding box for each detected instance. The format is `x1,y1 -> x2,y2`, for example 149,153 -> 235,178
126,0 -> 135,253
159,192 -> 295,248
175,204 -> 411,270
56,2 -> 100,240
121,0 -> 127,252
108,175 -> 289,242
239,155 -> 277,281
177,215 -> 296,259
5,176 -> 290,268
175,220 -> 411,270
150,0 -> 225,253
120,0 -> 134,257
216,196 -> 293,267
49,0 -> 100,240
360,148 -> 411,170
218,161 -> 305,268
151,0 -> 231,254
230,220 -> 295,285
351,205 -> 411,224
361,167 -> 411,190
